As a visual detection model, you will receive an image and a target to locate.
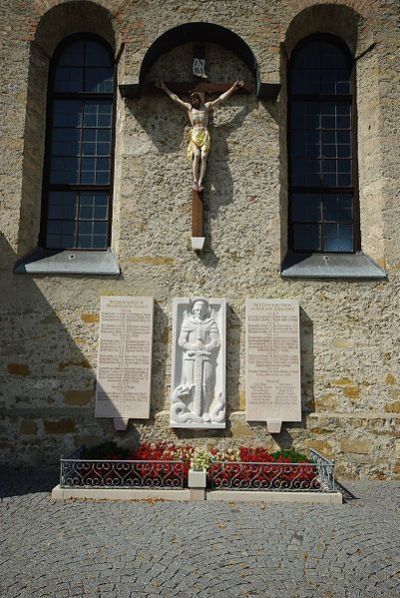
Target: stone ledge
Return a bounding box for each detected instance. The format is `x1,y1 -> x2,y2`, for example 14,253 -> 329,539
52,485 -> 190,501
206,490 -> 342,504
3,408 -> 400,420
14,248 -> 120,276
308,411 -> 400,420
51,485 -> 342,504
281,252 -> 386,280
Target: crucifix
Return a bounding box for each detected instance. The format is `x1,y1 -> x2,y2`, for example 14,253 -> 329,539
154,46 -> 251,251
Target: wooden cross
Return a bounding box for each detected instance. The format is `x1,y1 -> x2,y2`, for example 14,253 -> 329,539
121,46 -> 252,251
160,78 -> 250,251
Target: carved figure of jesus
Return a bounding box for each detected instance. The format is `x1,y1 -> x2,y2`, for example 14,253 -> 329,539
156,80 -> 244,191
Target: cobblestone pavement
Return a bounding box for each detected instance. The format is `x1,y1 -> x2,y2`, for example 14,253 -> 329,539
0,469 -> 399,598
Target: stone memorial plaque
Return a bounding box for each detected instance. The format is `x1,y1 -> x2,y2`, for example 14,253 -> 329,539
170,297 -> 226,429
95,296 -> 154,426
246,299 -> 301,430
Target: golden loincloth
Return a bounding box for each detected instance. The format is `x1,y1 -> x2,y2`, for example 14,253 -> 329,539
187,128 -> 211,160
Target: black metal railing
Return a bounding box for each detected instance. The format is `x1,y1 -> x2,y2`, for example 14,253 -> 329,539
60,455 -> 185,490
59,448 -> 335,493
310,448 -> 336,491
208,449 -> 336,492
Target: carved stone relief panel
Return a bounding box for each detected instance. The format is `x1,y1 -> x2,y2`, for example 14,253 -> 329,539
170,297 -> 226,429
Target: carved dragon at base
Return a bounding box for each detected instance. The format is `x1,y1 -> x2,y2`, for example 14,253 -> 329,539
171,385 -> 225,425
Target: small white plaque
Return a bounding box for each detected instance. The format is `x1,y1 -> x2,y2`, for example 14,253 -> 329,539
191,237 -> 205,251
246,299 -> 301,426
170,297 -> 226,429
95,296 -> 154,422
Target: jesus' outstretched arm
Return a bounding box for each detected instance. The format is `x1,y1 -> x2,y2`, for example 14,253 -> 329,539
156,81 -> 191,110
206,80 -> 244,110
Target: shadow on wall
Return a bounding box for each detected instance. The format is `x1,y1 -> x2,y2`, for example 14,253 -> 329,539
151,302 -> 169,415
0,235 -> 137,467
203,102 -> 252,258
253,306 -> 315,452
300,307 -> 315,416
226,303 -> 242,414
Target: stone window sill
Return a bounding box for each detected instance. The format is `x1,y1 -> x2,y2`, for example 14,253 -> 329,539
281,252 -> 386,280
13,248 -> 120,276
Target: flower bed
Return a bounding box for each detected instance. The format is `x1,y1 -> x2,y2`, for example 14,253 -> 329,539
60,442 -> 328,491
209,461 -> 321,491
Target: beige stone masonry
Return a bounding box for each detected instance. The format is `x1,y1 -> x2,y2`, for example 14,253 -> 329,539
0,0 -> 398,479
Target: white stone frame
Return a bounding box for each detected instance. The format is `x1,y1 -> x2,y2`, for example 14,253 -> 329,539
170,297 -> 226,429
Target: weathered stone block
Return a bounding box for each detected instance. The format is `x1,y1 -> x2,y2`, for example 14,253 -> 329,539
7,363 -> 31,376
386,373 -> 396,385
80,313 -> 100,324
230,419 -> 254,439
63,390 -> 94,406
340,440 -> 371,455
43,419 -> 76,434
343,386 -> 361,400
385,401 -> 400,414
20,419 -> 38,435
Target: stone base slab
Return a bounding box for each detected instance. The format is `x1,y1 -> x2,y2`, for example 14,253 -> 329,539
189,488 -> 206,501
52,484 -> 342,504
51,484 -> 190,501
206,490 -> 342,504
170,421 -> 226,429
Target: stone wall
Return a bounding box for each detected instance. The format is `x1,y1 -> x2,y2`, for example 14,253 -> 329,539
0,0 -> 399,479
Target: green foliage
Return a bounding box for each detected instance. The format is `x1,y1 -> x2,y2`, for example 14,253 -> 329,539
271,449 -> 308,463
81,441 -> 130,460
80,442 -> 308,464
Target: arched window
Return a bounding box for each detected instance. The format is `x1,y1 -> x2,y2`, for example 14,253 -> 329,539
288,35 -> 359,253
40,34 -> 115,250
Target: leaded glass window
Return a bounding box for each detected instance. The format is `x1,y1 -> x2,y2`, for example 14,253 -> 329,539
288,36 -> 359,253
40,35 -> 115,250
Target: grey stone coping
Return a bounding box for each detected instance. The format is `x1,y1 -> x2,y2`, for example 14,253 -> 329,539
281,251 -> 387,280
13,248 -> 120,276
51,484 -> 342,504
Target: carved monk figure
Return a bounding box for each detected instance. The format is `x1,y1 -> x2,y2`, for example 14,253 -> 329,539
177,299 -> 220,418
156,80 -> 244,191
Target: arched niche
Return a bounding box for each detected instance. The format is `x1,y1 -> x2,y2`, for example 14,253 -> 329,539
141,22 -> 258,86
284,3 -> 361,58
120,22 -> 279,100
34,0 -> 116,56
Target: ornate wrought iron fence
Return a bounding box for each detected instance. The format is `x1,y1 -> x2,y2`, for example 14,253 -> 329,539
59,448 -> 335,493
309,448 -> 336,492
209,449 -> 336,492
60,451 -> 185,490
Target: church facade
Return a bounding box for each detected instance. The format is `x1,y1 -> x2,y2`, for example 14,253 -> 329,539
0,0 -> 399,479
